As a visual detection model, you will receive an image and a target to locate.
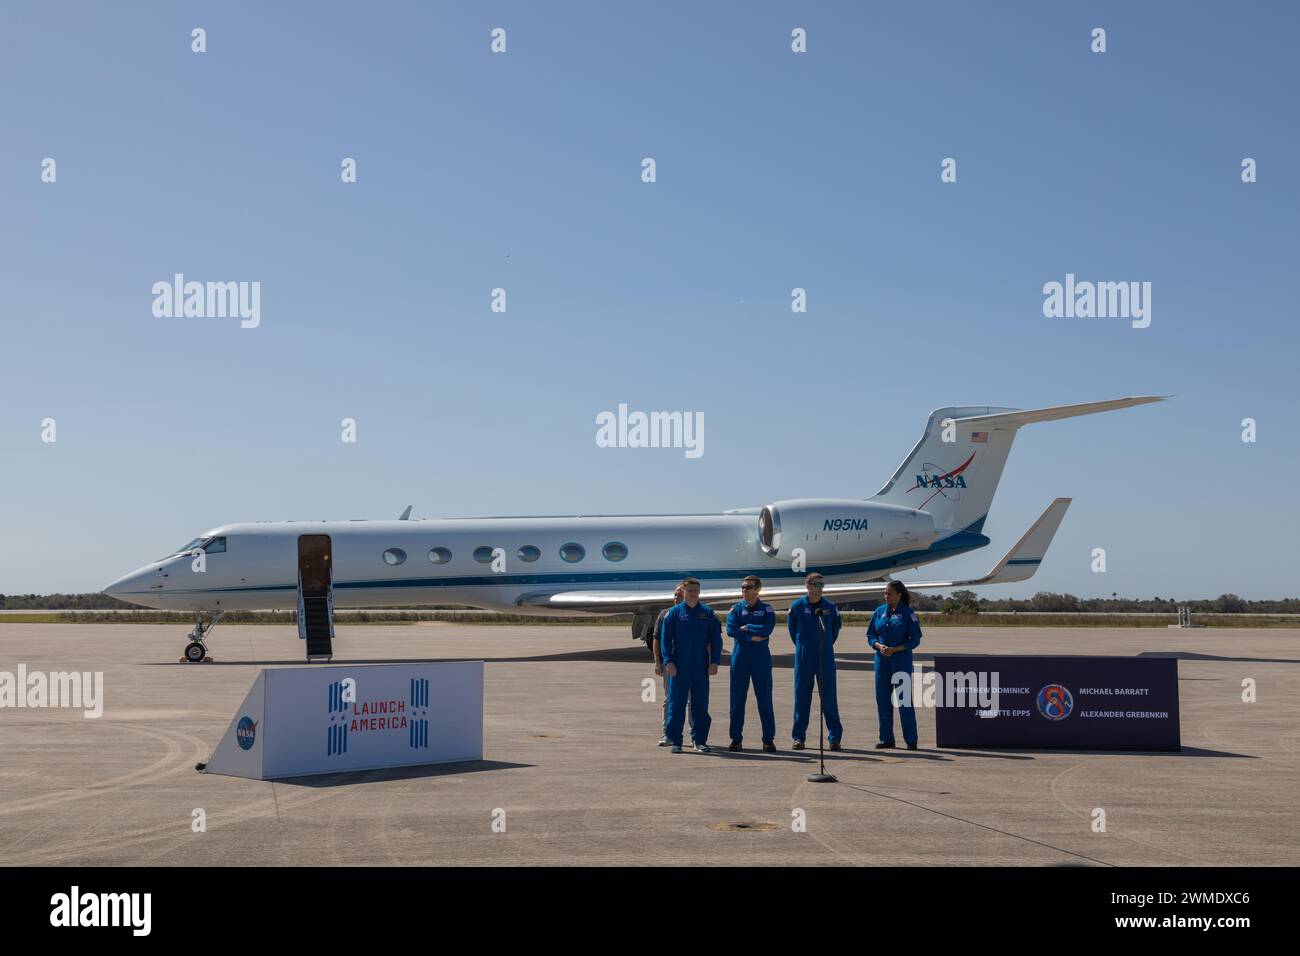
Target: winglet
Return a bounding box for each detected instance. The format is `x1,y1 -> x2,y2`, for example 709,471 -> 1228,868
398,505 -> 413,521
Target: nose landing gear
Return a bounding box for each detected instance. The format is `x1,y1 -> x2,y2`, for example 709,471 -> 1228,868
181,610 -> 221,663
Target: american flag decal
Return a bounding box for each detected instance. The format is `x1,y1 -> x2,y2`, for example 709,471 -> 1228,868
327,680 -> 350,755
970,431 -> 988,443
328,721 -> 348,755
410,678 -> 429,750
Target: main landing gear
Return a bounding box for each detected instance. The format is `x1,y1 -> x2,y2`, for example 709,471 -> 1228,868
632,611 -> 657,660
181,610 -> 222,663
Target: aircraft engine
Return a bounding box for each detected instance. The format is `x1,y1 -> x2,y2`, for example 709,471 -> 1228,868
757,499 -> 937,564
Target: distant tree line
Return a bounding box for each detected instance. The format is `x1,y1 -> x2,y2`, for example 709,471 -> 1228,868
0,593 -> 137,610
835,591 -> 1299,614
2,591 -> 1297,614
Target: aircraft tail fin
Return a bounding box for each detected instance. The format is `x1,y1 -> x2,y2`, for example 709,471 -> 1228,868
871,396 -> 1166,532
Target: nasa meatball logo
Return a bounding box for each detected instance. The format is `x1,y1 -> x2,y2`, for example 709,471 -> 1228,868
235,715 -> 258,750
1036,684 -> 1074,721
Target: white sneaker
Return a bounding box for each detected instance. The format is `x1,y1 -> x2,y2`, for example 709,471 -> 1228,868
694,742 -> 710,754
657,735 -> 671,747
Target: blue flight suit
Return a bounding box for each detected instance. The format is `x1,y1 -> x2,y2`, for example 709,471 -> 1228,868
662,601 -> 723,747
867,602 -> 922,746
788,596 -> 843,744
653,604 -> 692,740
726,599 -> 776,743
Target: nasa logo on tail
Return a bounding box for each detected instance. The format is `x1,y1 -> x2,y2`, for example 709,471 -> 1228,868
915,468 -> 969,490
908,452 -> 976,507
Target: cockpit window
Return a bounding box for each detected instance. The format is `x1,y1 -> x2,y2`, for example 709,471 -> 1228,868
162,536 -> 226,560
162,537 -> 207,560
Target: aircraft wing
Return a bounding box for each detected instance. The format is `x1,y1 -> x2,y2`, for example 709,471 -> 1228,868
518,498 -> 1071,613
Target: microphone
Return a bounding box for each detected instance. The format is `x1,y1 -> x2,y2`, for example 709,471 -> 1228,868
808,598 -> 835,782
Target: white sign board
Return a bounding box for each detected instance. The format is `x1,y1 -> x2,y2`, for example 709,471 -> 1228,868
204,662 -> 483,780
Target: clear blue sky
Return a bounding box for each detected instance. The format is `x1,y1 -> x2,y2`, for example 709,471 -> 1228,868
2,1 -> 1297,598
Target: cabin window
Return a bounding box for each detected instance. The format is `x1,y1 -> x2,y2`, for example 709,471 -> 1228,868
517,545 -> 541,563
559,543 -> 586,563
428,547 -> 452,564
382,548 -> 407,566
473,546 -> 496,564
602,542 -> 628,562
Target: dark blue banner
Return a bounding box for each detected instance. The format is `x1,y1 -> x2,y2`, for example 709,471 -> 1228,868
932,655 -> 1180,751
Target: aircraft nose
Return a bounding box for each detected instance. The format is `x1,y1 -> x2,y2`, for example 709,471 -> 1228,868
104,568 -> 146,599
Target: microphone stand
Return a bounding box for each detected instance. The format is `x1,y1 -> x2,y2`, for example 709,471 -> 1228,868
806,608 -> 837,783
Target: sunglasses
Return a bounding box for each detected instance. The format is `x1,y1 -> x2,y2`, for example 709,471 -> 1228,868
740,584 -> 757,591
808,581 -> 825,587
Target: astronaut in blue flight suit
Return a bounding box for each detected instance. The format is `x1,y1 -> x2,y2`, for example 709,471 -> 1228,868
787,572 -> 843,750
866,580 -> 923,750
661,577 -> 723,754
725,575 -> 777,752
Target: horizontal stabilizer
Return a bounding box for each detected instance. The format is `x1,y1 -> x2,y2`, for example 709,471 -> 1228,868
946,396 -> 1167,429
928,496 -> 1071,586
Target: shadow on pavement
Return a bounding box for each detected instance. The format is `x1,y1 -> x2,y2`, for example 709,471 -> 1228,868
269,759 -> 531,788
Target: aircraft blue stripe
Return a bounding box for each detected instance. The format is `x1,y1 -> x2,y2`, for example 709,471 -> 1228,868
117,520 -> 993,597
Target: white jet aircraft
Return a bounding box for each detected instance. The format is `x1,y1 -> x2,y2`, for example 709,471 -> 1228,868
105,396 -> 1164,662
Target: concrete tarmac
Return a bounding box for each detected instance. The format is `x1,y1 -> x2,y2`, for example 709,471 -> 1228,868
1,623 -> 1297,866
